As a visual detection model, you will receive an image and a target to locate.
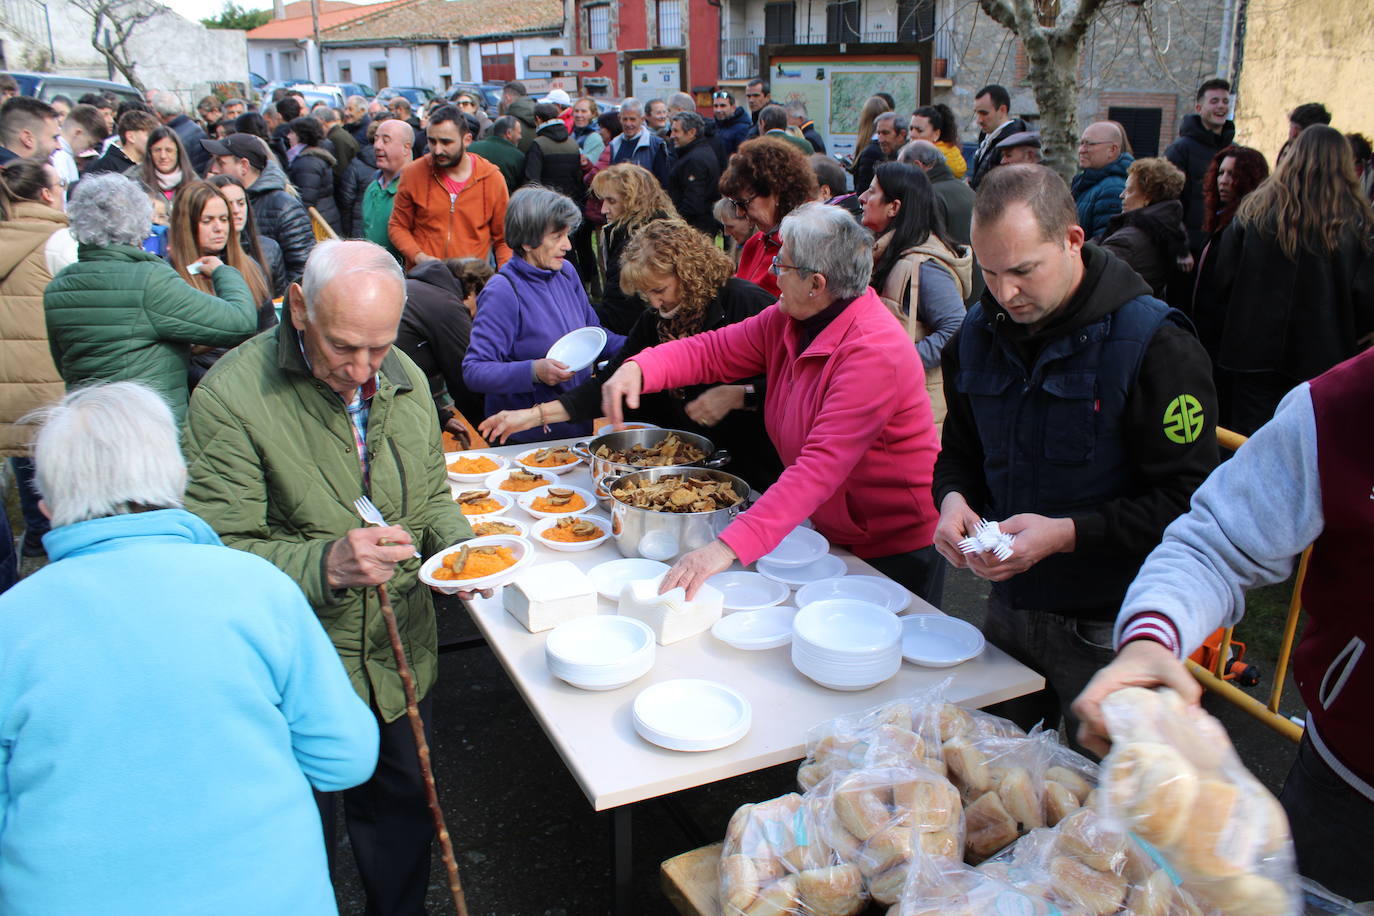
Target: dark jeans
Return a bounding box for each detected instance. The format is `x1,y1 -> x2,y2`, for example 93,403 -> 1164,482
865,545 -> 947,608
10,457 -> 48,538
318,694 -> 435,916
1279,733 -> 1374,901
978,592 -> 1116,755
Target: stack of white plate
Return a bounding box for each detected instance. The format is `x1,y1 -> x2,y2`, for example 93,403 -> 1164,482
632,679 -> 751,752
545,615 -> 656,691
791,598 -> 903,691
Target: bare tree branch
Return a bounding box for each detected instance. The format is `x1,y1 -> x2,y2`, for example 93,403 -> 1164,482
1067,0 -> 1111,43
70,0 -> 167,94
977,0 -> 1020,33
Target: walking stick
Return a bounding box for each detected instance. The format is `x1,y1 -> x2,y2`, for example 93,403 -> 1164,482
376,582 -> 469,916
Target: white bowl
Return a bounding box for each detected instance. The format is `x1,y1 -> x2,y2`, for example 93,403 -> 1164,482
531,513 -> 613,552
546,615 -> 656,690
483,467 -> 558,496
756,553 -> 847,587
712,606 -> 796,650
901,615 -> 987,668
761,526 -> 831,567
468,516 -> 530,538
513,445 -> 583,475
795,575 -> 912,613
705,571 -> 790,611
792,642 -> 902,690
792,598 -> 903,656
547,325 -> 607,372
517,484 -> 598,519
632,679 -> 751,751
595,421 -> 661,436
587,558 -> 671,601
453,488 -> 515,521
419,535 -> 534,594
445,450 -> 509,483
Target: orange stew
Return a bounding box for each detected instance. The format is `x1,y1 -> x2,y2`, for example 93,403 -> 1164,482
498,472 -> 548,492
432,545 -> 516,580
448,455 -> 499,474
520,447 -> 578,468
529,492 -> 586,514
542,517 -> 604,542
457,497 -> 503,515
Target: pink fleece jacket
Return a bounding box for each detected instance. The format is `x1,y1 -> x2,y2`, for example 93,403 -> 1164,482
629,288 -> 941,565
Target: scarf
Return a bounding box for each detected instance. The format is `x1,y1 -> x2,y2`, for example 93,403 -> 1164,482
156,168 -> 182,191
656,296 -> 709,345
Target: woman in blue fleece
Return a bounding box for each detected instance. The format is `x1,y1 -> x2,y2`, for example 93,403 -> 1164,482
0,382 -> 379,915
463,186 -> 624,443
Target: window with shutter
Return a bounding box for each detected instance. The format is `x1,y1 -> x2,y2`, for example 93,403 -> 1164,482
764,2 -> 796,45
896,0 -> 935,41
826,0 -> 861,43
1108,106 -> 1163,157
657,0 -> 683,46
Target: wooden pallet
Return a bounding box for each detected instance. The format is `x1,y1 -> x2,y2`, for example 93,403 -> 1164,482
661,843 -> 721,916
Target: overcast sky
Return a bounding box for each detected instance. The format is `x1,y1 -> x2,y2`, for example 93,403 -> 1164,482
164,0 -> 367,26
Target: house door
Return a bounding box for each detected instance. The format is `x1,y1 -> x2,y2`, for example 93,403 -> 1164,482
372,65 -> 389,90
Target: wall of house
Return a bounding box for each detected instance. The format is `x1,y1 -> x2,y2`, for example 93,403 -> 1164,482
1232,0 -> 1374,160
249,40 -> 310,83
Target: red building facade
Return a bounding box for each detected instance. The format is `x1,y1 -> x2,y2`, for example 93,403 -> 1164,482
572,0 -> 720,103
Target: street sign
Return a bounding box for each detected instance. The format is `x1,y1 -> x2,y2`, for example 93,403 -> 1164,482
527,55 -> 602,73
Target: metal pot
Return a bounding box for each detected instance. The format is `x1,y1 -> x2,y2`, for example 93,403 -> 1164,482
572,427 -> 731,495
608,467 -> 751,562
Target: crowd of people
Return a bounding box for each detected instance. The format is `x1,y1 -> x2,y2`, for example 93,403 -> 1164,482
1,70 -> 1373,912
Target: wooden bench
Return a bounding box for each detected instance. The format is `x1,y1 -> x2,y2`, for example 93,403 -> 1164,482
661,843 -> 721,916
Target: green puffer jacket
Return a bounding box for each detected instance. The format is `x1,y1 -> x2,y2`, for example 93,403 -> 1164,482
43,244 -> 258,422
182,322 -> 473,722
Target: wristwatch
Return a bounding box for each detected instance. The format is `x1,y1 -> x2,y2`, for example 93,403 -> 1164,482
741,384 -> 759,409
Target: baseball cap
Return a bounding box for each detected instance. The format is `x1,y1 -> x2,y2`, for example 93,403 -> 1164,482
540,89 -> 572,107
201,134 -> 268,171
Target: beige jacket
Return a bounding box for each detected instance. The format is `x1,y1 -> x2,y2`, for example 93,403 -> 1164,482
0,202 -> 75,456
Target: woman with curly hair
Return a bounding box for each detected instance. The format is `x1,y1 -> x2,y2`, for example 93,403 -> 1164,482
479,218 -> 783,487
908,103 -> 965,178
1099,156 -> 1188,297
1200,126 -> 1374,434
719,136 -> 820,296
588,163 -> 678,334
1187,145 -> 1268,319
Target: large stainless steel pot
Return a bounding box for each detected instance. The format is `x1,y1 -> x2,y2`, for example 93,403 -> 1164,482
608,467 -> 751,562
572,428 -> 730,494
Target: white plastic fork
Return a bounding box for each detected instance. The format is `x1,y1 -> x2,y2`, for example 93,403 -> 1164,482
353,495 -> 422,558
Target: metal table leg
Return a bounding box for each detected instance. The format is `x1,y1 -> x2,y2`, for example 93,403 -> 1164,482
611,804 -> 633,915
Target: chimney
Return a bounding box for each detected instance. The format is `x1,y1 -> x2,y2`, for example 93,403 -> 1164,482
274,0 -> 287,19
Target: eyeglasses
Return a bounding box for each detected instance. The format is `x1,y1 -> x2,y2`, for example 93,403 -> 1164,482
712,91 -> 731,100
770,255 -> 814,277
731,192 -> 758,210
1078,139 -> 1111,147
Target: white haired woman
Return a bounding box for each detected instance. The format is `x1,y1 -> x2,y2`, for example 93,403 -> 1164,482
42,172 -> 259,423
602,202 -> 944,602
0,381 -> 379,913
462,186 -> 625,442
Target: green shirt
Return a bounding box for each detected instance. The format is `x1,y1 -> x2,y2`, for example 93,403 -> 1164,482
362,172 -> 402,261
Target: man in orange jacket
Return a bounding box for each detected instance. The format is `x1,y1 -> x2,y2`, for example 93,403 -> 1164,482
388,105 -> 512,267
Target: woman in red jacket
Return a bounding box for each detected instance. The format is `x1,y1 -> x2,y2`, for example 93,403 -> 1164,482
601,202 -> 943,603
719,137 -> 820,298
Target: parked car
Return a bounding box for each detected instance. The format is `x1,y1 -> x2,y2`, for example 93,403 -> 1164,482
447,82 -> 503,117
334,81 -> 375,100
376,86 -> 435,107
3,71 -> 142,106
285,83 -> 348,111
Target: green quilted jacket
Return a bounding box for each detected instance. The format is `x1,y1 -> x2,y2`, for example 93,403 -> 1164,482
43,244 -> 258,422
182,322 -> 472,722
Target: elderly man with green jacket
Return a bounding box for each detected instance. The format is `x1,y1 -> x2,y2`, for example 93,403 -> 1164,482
182,239 -> 472,916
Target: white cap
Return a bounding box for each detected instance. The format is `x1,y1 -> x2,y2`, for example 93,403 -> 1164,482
541,89 -> 572,106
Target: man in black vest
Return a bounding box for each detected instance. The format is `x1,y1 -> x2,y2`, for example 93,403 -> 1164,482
932,165 -> 1218,745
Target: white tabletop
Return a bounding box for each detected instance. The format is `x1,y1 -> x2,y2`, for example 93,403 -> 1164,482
453,438 -> 1044,811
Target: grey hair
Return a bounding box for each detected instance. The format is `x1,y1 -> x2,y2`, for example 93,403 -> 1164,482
875,111 -> 899,130
671,111 -> 705,137
666,92 -> 695,112
346,94 -> 367,108
224,97 -> 246,109
29,381 -> 186,528
899,139 -> 944,168
302,239 -> 404,318
491,115 -> 519,140
505,186 -> 581,257
712,196 -> 745,223
68,173 -> 154,247
619,97 -> 643,117
785,100 -> 808,118
779,202 -> 873,298
149,90 -> 184,118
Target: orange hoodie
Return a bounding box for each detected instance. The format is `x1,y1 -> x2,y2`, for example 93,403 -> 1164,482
388,152 -> 512,267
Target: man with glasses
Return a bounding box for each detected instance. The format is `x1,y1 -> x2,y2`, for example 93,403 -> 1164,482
1071,121 -> 1132,240
712,89 -> 751,163
743,78 -> 771,139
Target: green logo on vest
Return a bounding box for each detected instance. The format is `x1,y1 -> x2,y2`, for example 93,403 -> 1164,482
1163,394 -> 1204,444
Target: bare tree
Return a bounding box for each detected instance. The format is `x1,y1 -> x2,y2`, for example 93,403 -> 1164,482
70,0 -> 168,95
976,0 -> 1116,182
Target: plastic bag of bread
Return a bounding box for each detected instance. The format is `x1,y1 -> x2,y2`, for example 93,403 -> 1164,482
1097,686 -> 1299,916
796,686 -> 951,792
811,764 -> 964,908
940,718 -> 1057,862
1041,737 -> 1100,827
720,792 -> 868,916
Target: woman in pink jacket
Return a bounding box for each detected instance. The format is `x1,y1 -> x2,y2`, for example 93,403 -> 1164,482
601,202 -> 944,602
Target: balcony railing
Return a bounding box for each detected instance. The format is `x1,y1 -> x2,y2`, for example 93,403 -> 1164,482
720,28 -> 953,83
0,0 -> 55,63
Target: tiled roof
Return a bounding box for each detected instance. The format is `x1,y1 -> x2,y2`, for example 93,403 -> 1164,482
246,0 -> 415,40
321,0 -> 564,42
279,1 -> 363,18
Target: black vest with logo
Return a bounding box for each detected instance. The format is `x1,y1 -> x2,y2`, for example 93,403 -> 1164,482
955,295 -> 1184,615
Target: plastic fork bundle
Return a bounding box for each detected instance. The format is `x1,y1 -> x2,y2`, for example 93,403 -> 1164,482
956,520 -> 1016,562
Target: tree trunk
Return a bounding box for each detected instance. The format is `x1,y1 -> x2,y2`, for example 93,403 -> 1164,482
1023,35 -> 1081,183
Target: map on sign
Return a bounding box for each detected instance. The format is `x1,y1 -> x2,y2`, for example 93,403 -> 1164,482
829,71 -> 919,135
769,57 -> 922,161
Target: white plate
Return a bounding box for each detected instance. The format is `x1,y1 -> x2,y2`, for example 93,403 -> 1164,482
513,446 -> 583,475
531,513 -> 613,552
468,516 -> 530,538
517,484 -> 598,519
900,614 -> 986,668
712,606 -> 796,650
546,326 -> 607,372
795,575 -> 911,613
632,679 -> 751,752
419,535 -> 533,594
595,421 -> 661,436
444,450 -> 509,483
705,571 -> 790,611
587,558 -> 670,601
755,553 -> 847,587
452,488 -> 515,521
761,527 -> 831,567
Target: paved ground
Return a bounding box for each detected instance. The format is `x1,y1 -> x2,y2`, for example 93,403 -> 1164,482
328,567 -> 1308,916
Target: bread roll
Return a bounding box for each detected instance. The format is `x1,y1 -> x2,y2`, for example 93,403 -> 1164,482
796,864 -> 866,916
1046,765 -> 1094,802
874,724 -> 925,761
1175,778 -> 1257,878
943,736 -> 992,794
1105,742 -> 1198,847
997,765 -> 1043,831
865,863 -> 909,906
965,790 -> 1020,860
1123,868 -> 1179,916
1156,688 -> 1229,772
1196,875 -> 1290,916
721,854 -> 760,914
938,703 -> 972,741
1043,779 -> 1080,827
892,774 -> 961,831
860,825 -> 913,877
1056,808 -> 1127,873
1049,855 -> 1128,916
726,803 -> 754,852
753,856 -> 786,886
873,703 -> 914,733
798,762 -> 826,792
834,781 -> 894,840
745,876 -> 801,916
922,756 -> 948,779
918,829 -> 961,860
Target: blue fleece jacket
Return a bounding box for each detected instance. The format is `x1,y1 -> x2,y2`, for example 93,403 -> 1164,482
463,255 -> 624,442
1072,153 -> 1133,240
0,509 -> 379,915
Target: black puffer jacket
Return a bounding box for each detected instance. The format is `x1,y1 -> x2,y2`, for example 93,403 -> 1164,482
1165,115 -> 1236,252
288,147 -> 342,234
399,260 -> 483,427
248,230 -> 286,297
524,121 -> 585,206
247,165 -> 315,285
1100,199 -> 1188,297
596,211 -> 673,335
337,157 -> 376,238
666,137 -> 721,237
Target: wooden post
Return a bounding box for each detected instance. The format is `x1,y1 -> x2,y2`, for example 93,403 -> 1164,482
377,582 -> 469,916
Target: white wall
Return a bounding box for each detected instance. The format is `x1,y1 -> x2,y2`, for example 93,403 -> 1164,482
248,40 -> 309,83
735,0 -> 899,41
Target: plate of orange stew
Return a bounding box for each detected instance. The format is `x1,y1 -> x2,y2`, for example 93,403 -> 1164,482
420,535 -> 534,593
531,513 -> 612,552
517,484 -> 597,519
446,451 -> 509,483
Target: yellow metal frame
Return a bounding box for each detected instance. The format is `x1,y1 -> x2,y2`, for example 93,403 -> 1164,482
309,207 -> 338,242
1191,426 -> 1307,742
